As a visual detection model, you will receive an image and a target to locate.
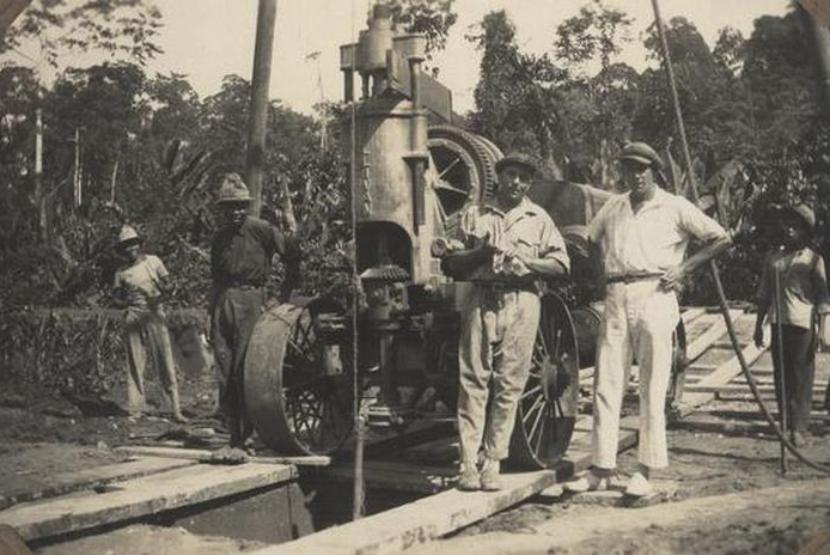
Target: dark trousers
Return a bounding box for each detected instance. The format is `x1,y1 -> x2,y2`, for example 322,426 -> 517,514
211,287 -> 265,446
770,324 -> 816,435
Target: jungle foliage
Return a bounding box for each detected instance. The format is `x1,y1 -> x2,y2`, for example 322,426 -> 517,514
465,1 -> 830,304
0,0 -> 827,313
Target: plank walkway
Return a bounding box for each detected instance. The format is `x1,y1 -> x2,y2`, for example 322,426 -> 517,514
115,445 -> 331,467
253,469 -> 560,555
0,457 -> 196,511
7,305 -> 824,554
0,461 -> 296,542
678,312 -> 829,415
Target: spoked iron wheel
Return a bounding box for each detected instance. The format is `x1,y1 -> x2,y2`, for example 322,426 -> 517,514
245,298 -> 353,456
508,292 -> 580,469
427,125 -> 502,235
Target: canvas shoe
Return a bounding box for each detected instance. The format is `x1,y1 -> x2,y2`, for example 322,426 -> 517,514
791,431 -> 813,447
624,472 -> 653,497
457,464 -> 481,491
563,469 -> 610,493
480,458 -> 502,491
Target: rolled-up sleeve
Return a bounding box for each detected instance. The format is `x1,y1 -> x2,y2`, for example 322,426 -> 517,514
539,214 -> 570,273
677,197 -> 728,242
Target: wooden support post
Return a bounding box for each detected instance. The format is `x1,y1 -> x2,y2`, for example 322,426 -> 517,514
246,0 -> 278,217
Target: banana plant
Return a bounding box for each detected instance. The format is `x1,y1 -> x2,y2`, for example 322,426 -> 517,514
663,146 -> 751,234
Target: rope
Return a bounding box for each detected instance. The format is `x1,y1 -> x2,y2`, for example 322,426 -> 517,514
350,0 -> 366,520
650,0 -> 830,475
773,266 -> 788,473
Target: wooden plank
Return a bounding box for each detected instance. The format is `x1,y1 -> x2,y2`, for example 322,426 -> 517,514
254,469 -> 560,555
681,307 -> 706,326
715,393 -> 827,403
692,336 -> 767,390
701,384 -> 827,398
114,445 -> 331,467
687,363 -> 720,372
1,463 -> 297,542
325,461 -> 458,494
685,310 -> 742,362
712,340 -> 748,349
255,421 -> 644,555
0,457 -> 196,511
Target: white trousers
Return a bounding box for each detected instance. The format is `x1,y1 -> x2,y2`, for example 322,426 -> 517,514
457,287 -> 540,464
592,281 -> 679,469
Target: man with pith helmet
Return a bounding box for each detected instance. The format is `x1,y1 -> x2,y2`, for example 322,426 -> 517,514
113,224 -> 186,423
565,141 -> 731,497
211,173 -> 300,452
442,153 -> 570,491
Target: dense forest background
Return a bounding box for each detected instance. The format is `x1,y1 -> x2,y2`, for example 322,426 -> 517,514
1,0 -> 827,311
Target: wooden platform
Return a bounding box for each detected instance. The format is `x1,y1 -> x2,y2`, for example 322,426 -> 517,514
254,469 -> 559,555
114,445 -> 331,467
0,456 -> 196,511
0,459 -> 296,543
677,310 -> 830,416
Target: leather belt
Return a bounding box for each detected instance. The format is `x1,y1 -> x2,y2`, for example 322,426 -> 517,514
473,281 -> 538,293
225,283 -> 264,290
605,272 -> 663,284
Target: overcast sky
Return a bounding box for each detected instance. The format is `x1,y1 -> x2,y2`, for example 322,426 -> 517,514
145,0 -> 789,115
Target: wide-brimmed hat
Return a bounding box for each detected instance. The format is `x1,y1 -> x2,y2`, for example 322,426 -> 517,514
495,153 -> 539,177
215,173 -> 252,205
117,224 -> 141,247
618,142 -> 663,170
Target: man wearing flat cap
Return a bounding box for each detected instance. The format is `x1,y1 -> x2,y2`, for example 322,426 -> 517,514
442,153 -> 570,491
565,141 -> 731,496
211,173 -> 300,452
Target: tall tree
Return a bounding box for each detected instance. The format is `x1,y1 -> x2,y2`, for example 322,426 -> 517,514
741,12 -> 821,153
553,0 -> 636,185
0,0 -> 162,69
467,10 -> 566,171
383,0 -> 457,62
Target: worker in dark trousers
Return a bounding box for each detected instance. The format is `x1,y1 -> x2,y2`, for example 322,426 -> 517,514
754,204 -> 829,447
211,173 -> 300,453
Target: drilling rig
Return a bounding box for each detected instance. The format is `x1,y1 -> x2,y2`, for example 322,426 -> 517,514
243,4 -> 686,469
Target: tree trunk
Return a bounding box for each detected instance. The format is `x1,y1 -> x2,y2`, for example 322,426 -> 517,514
35,106 -> 47,243
798,4 -> 830,119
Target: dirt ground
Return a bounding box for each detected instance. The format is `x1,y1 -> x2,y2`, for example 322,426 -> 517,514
2,317 -> 830,553
0,369 -> 221,500
429,404 -> 830,555
3,396 -> 829,554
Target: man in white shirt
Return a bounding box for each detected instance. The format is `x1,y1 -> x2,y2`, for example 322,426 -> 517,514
565,142 -> 730,496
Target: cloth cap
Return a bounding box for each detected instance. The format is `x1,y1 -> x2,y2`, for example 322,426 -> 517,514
117,224 -> 140,246
780,203 -> 815,232
215,173 -> 252,204
618,142 -> 663,170
495,153 -> 539,177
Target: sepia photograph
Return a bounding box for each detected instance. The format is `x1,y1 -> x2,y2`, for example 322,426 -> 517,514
0,0 -> 829,553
